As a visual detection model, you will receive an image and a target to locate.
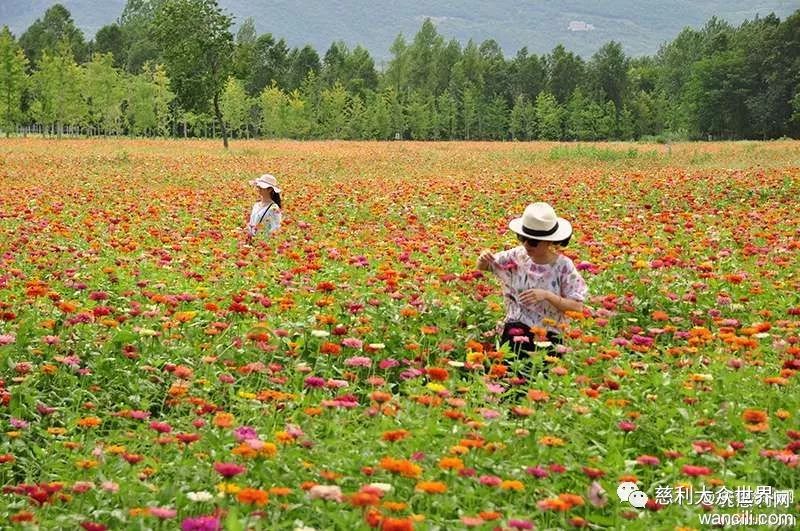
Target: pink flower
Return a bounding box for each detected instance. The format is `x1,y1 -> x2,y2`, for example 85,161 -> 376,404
149,507 -> 177,519
682,465 -> 713,477
72,481 -> 94,494
478,475 -> 502,487
344,356 -> 371,367
150,421 -> 172,433
213,462 -> 246,478
636,455 -> 660,466
43,335 -> 61,345
304,376 -> 325,388
101,481 -> 119,493
10,418 -> 29,429
508,519 -> 534,530
341,338 -> 364,349
618,420 -> 636,432
130,410 -> 150,420
233,426 -> 258,442
307,485 -> 343,502
378,358 -> 399,370
0,334 -> 16,345
526,466 -> 549,478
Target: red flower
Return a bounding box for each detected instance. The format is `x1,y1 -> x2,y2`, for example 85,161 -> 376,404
681,465 -> 712,477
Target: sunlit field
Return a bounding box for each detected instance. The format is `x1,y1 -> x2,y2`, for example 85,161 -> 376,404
0,138 -> 798,530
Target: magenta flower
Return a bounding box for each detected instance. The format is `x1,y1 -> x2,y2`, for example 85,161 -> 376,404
181,515 -> 220,531
618,420 -> 637,432
304,376 -> 325,388
526,466 -> 549,478
213,462 -> 246,478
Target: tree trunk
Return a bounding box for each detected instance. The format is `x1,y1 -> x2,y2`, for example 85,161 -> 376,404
213,92 -> 229,149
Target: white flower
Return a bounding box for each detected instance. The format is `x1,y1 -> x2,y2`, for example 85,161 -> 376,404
310,329 -> 330,337
186,490 -> 214,502
367,482 -> 393,493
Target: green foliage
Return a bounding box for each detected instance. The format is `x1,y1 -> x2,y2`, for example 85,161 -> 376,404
534,91 -> 563,140
0,26 -> 28,133
7,3 -> 800,141
84,53 -> 125,134
30,40 -> 86,136
19,4 -> 88,65
152,0 -> 234,146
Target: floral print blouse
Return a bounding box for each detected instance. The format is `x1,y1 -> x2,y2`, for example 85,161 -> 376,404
491,246 -> 588,332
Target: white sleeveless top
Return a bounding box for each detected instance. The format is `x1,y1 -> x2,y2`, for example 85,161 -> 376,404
247,201 -> 282,237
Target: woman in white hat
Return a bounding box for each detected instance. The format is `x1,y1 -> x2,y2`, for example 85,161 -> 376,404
246,174 -> 283,241
477,202 -> 587,359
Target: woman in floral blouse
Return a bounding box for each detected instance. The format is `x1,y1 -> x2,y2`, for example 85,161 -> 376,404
477,202 -> 588,359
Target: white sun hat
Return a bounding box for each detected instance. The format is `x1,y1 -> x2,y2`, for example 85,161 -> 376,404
248,173 -> 282,193
509,202 -> 573,241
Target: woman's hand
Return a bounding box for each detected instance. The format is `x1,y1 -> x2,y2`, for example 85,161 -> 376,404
519,288 -> 551,306
477,249 -> 496,271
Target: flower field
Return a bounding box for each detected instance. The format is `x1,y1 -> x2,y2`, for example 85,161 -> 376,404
0,138 -> 798,530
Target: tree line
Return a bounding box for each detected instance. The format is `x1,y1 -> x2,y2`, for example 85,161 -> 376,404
1,0 -> 799,146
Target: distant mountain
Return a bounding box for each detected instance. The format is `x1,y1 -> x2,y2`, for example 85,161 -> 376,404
2,0 -> 797,62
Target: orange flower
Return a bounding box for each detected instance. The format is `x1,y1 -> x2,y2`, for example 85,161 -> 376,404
76,416 -> 102,428
415,481 -> 447,494
213,412 -> 235,428
381,517 -> 414,531
379,457 -> 421,478
426,367 -> 449,381
527,389 -> 550,402
479,511 -> 502,521
349,491 -> 380,507
236,488 -> 268,506
382,501 -> 408,512
382,430 -> 411,442
500,480 -> 524,491
438,457 -> 464,471
268,487 -> 292,496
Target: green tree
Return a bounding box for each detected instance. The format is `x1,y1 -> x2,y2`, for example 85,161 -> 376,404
364,90 -> 392,140
246,33 -> 290,95
588,41 -> 629,114
30,40 -> 86,137
284,89 -> 310,138
259,83 -> 287,138
19,4 -> 88,66
318,82 -> 349,138
510,47 -> 546,102
93,24 -> 126,68
233,17 -> 257,81
0,27 -> 28,135
484,94 -> 509,140
127,62 -> 174,136
436,89 -> 458,140
152,0 -> 234,147
405,90 -> 432,140
406,19 -> 445,96
546,45 -> 584,104
220,76 -> 249,137
385,34 -> 409,93
84,53 -> 125,135
119,0 -> 164,73
509,94 -> 536,140
286,45 -> 321,92
534,91 -> 563,140
461,84 -> 479,139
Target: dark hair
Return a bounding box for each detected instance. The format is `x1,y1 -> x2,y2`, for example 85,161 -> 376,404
517,234 -> 570,247
271,190 -> 282,209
